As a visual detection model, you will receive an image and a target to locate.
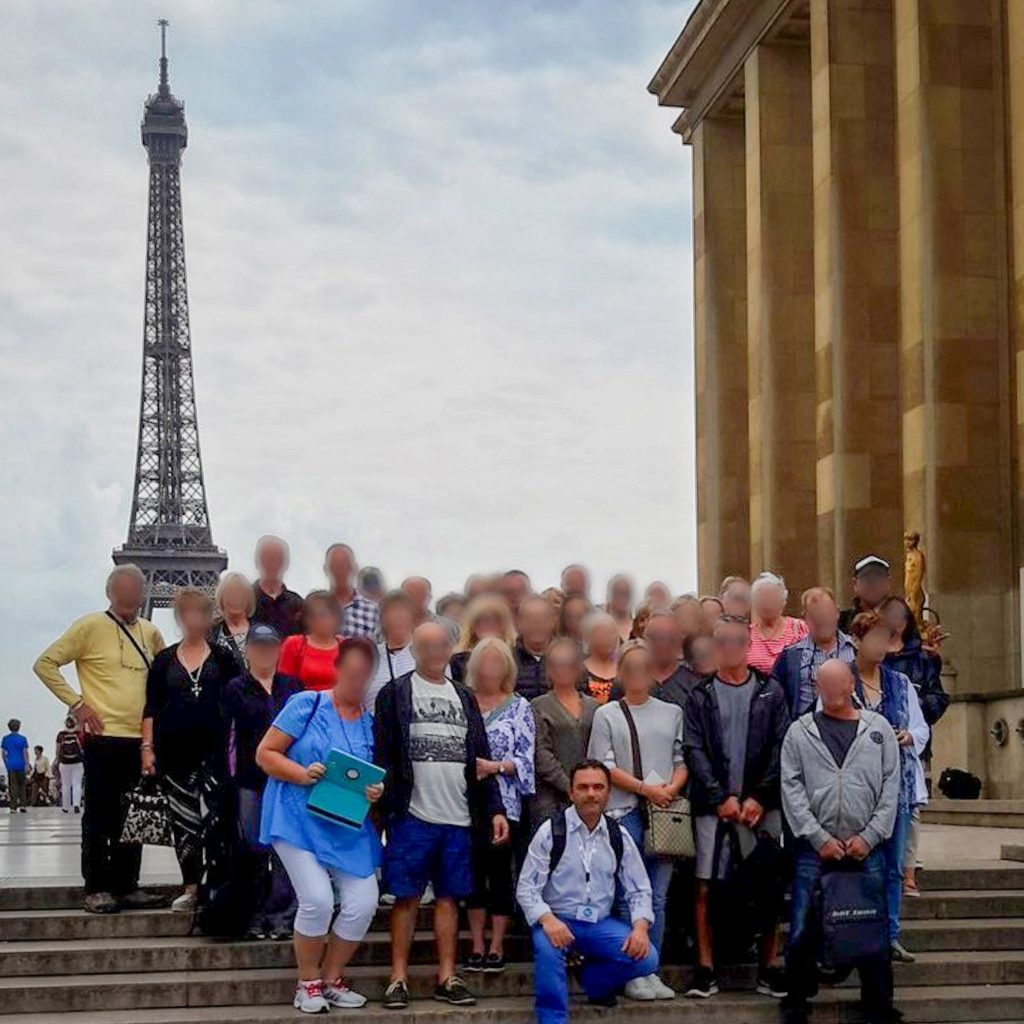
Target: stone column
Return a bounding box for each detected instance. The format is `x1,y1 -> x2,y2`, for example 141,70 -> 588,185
1009,0 -> 1024,626
894,0 -> 1016,692
810,0 -> 902,592
692,116 -> 750,593
745,42 -> 818,598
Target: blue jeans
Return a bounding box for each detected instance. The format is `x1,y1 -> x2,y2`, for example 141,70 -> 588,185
616,807 -> 674,953
531,916 -> 659,1024
237,786 -> 296,932
784,840 -> 892,1018
882,805 -> 911,941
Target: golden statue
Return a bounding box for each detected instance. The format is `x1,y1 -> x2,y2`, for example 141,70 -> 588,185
903,531 -> 926,626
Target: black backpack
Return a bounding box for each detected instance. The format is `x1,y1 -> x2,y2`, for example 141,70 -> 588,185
938,767 -> 982,800
549,808 -> 624,875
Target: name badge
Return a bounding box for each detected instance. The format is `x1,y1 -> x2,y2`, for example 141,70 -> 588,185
575,905 -> 598,923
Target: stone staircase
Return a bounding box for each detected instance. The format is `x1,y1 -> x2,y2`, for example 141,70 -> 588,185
0,865 -> 1023,1022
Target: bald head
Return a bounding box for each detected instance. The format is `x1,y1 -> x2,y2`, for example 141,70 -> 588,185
817,658 -> 855,713
412,620 -> 453,680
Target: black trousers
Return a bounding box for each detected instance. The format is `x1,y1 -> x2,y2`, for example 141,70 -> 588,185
82,736 -> 142,896
467,821 -> 519,917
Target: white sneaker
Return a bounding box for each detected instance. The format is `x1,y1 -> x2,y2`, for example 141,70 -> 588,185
624,976 -> 657,1001
170,891 -> 197,914
647,974 -> 676,1000
324,980 -> 367,1008
294,980 -> 329,1014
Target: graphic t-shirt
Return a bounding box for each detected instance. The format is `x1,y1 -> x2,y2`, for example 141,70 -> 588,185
407,673 -> 470,826
1,734 -> 28,773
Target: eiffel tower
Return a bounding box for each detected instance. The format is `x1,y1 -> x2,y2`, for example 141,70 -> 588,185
112,20 -> 227,616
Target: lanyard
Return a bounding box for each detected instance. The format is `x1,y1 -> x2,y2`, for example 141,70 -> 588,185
336,711 -> 371,757
576,829 -> 600,904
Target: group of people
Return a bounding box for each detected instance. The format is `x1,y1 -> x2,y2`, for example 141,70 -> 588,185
2,717 -> 84,811
29,536 -> 946,1024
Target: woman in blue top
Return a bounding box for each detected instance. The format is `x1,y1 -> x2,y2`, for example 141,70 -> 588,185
257,636 -> 383,1014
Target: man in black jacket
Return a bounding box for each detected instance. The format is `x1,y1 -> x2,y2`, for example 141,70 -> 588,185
683,614 -> 791,1000
374,621 -> 509,1010
514,596 -> 556,700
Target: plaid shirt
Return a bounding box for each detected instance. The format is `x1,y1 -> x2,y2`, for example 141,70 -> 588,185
797,631 -> 856,713
339,593 -> 380,639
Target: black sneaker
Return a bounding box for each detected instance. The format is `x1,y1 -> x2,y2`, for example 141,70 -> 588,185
117,889 -> 168,910
890,940 -> 916,963
685,965 -> 719,999
434,976 -> 476,1006
756,966 -> 788,998
82,892 -> 120,915
587,992 -> 618,1009
382,979 -> 409,1010
463,952 -> 485,973
483,953 -> 506,973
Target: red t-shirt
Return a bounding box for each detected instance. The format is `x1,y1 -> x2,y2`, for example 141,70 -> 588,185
278,635 -> 340,692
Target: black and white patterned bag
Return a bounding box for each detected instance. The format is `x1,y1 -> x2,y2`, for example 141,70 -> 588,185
120,777 -> 174,847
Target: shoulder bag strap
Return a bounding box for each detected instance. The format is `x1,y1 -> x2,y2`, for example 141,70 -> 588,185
617,699 -> 644,781
105,611 -> 152,670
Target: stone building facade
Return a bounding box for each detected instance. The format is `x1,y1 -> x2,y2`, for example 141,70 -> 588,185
650,0 -> 1024,792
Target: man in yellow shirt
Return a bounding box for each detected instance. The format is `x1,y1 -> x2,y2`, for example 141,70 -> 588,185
34,564 -> 167,914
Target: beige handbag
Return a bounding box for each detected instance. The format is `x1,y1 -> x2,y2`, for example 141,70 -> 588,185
618,700 -> 694,859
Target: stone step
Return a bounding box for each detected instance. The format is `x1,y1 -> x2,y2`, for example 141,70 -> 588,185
0,954 -> 1021,1014
923,800 -> 1024,829
901,889 -> 1024,920
0,985 -> 1023,1023
0,918 -> 1020,977
0,883 -> 178,913
1002,844 -> 1024,863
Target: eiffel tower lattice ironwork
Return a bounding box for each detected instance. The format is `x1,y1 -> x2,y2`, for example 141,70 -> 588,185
112,20 -> 227,616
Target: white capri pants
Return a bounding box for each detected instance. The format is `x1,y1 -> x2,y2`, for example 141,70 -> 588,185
59,762 -> 84,811
273,839 -> 378,941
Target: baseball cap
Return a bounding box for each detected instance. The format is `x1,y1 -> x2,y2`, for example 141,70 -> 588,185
246,623 -> 282,646
853,555 -> 890,577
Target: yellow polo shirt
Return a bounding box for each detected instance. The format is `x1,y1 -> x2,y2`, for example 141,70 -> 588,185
33,612 -> 166,739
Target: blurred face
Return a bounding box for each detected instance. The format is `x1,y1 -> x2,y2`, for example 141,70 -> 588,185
465,575 -> 487,600
547,643 -> 582,691
645,581 -> 672,608
570,767 -> 610,818
644,615 -> 681,667
413,623 -> 453,677
520,599 -> 556,650
473,608 -> 505,640
325,547 -> 355,590
752,582 -> 786,621
854,625 -> 890,665
608,577 -> 633,614
561,566 -> 589,596
804,594 -> 839,641
542,588 -> 565,611
674,600 -> 702,639
472,647 -> 507,694
335,649 -> 374,705
359,571 -> 385,602
688,635 -> 716,676
701,598 -> 724,631
177,601 -> 213,641
588,620 -> 619,659
713,621 -> 751,672
881,601 -> 909,638
221,579 -> 251,618
721,581 -> 751,618
382,603 -> 415,645
561,597 -> 590,640
307,600 -> 339,641
619,647 -> 653,696
817,660 -> 855,711
854,569 -> 891,607
402,577 -> 432,613
440,598 -> 467,625
109,571 -> 145,618
257,541 -> 287,582
501,574 -> 530,611
246,641 -> 280,677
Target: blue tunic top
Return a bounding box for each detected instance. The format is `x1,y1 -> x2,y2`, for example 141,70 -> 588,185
259,690 -> 382,877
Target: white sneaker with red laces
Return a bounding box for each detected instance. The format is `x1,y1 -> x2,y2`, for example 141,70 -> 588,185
294,979 -> 329,1014
324,979 -> 367,1008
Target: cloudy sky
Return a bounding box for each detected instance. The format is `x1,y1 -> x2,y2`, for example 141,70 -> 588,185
1,0 -> 696,743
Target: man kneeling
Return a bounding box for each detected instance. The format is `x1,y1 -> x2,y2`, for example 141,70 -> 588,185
516,759 -> 658,1024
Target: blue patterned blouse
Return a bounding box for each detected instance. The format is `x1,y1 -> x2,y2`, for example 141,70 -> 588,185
481,694 -> 536,822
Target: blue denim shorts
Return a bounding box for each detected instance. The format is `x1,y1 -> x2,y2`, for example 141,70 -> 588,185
382,815 -> 474,900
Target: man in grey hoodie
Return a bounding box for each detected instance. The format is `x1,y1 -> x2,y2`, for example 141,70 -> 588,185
780,659 -> 901,1024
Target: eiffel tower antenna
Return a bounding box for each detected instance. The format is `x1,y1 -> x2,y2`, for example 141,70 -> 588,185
112,20 -> 227,616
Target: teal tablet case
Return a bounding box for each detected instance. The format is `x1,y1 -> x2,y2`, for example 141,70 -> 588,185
306,749 -> 386,829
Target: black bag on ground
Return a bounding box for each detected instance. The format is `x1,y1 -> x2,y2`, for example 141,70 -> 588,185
938,767 -> 982,800
194,773 -> 252,938
820,861 -> 887,967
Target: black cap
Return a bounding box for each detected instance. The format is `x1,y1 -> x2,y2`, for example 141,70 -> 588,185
246,623 -> 282,646
853,555 -> 890,577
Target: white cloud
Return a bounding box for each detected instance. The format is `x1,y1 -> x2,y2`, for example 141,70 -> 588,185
0,0 -> 697,743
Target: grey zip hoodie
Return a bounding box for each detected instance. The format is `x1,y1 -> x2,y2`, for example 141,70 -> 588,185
781,709 -> 899,852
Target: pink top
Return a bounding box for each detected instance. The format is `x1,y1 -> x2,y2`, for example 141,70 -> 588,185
748,616 -> 809,674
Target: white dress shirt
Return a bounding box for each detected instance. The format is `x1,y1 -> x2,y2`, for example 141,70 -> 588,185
516,805 -> 653,927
